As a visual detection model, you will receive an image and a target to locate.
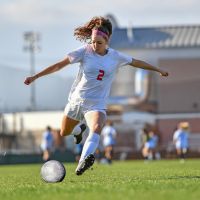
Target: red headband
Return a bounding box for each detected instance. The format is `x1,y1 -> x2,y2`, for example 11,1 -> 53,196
92,29 -> 109,40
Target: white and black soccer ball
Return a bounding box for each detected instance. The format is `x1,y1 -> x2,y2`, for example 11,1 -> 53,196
40,160 -> 66,183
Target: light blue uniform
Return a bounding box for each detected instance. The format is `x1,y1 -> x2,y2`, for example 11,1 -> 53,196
101,125 -> 117,147
145,135 -> 158,149
41,131 -> 54,151
173,130 -> 189,149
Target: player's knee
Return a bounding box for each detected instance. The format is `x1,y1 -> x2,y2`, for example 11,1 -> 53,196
60,129 -> 70,137
92,124 -> 103,133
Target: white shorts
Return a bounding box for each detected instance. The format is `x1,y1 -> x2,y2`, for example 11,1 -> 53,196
64,101 -> 106,122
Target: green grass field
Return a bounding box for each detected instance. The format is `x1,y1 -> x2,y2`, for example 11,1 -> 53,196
0,159 -> 200,200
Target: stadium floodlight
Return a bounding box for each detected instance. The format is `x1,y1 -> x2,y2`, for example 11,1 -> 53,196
23,32 -> 41,111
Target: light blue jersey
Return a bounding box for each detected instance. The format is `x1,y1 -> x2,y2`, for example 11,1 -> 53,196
101,125 -> 117,147
173,129 -> 189,149
145,135 -> 158,149
41,131 -> 54,151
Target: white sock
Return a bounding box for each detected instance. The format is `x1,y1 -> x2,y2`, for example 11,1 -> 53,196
79,133 -> 100,163
71,125 -> 81,136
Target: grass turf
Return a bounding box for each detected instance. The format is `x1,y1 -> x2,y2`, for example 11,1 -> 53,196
0,159 -> 200,200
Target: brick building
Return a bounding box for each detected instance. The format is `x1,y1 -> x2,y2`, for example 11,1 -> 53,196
108,16 -> 200,153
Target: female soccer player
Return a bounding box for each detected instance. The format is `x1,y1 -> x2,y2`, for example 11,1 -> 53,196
101,120 -> 117,164
24,16 -> 168,175
173,122 -> 189,162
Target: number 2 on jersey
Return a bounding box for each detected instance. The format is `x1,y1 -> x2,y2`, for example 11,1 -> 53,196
97,69 -> 105,81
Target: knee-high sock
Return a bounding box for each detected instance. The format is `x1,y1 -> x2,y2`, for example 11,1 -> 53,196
79,133 -> 100,163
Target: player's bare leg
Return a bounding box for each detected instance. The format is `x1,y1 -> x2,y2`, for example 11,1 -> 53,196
60,115 -> 87,144
75,111 -> 106,175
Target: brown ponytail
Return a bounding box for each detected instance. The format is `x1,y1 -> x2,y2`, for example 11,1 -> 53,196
74,16 -> 112,42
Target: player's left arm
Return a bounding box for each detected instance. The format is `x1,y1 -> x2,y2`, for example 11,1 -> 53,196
129,59 -> 169,77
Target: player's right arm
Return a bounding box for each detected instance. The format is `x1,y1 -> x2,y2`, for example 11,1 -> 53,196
173,131 -> 178,144
24,57 -> 70,85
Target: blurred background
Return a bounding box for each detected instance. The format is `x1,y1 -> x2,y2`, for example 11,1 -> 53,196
0,0 -> 200,164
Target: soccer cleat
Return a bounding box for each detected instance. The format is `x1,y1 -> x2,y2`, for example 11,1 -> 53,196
74,124 -> 87,144
75,154 -> 95,176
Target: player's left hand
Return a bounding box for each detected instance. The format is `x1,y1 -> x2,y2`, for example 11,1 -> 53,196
160,70 -> 169,77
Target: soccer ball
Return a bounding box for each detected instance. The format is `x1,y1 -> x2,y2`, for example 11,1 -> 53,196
40,160 -> 66,183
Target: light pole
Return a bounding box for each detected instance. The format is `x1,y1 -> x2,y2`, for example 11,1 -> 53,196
23,32 -> 41,111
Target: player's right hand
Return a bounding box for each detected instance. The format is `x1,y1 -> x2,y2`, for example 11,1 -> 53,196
24,76 -> 35,85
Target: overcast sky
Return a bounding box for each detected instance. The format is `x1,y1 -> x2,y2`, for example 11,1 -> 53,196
1,0 -> 200,77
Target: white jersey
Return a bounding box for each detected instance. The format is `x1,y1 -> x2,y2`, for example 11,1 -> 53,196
67,44 -> 133,109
